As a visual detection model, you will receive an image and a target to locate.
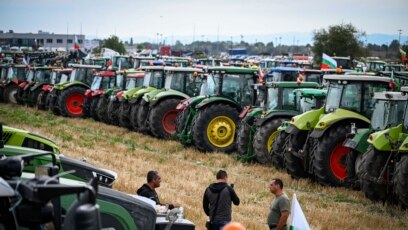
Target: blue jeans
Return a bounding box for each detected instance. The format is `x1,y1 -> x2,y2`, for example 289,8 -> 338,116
210,220 -> 229,230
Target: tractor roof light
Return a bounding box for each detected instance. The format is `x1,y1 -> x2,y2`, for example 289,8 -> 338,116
318,121 -> 325,127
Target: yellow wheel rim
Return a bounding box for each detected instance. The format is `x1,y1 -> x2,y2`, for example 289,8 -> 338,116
267,130 -> 280,153
207,116 -> 236,148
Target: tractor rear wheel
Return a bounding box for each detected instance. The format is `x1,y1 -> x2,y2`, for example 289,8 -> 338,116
129,101 -> 141,130
119,101 -> 131,128
36,91 -> 48,110
4,84 -> 18,104
271,131 -> 289,169
107,100 -> 120,126
29,88 -> 42,107
253,119 -> 287,164
394,154 -> 408,208
313,125 -> 351,186
136,101 -> 150,133
284,133 -> 310,179
236,120 -> 253,160
149,98 -> 181,139
192,104 -> 239,153
90,97 -> 100,121
59,86 -> 86,118
96,96 -> 109,123
345,150 -> 362,189
359,148 -> 389,202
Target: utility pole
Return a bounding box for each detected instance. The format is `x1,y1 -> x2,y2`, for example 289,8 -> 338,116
398,29 -> 402,46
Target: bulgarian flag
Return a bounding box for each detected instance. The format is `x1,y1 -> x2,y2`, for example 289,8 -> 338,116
74,35 -> 80,50
321,53 -> 337,70
400,49 -> 407,62
289,193 -> 310,230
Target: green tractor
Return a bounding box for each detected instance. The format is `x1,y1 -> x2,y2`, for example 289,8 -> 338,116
175,66 -> 260,152
36,67 -> 72,110
236,83 -> 324,164
284,75 -> 393,186
342,91 -> 407,188
137,67 -> 205,138
16,66 -> 55,106
48,64 -> 102,117
2,64 -> 27,104
106,70 -> 145,126
0,63 -> 9,102
357,86 -> 408,206
82,70 -> 123,121
128,65 -> 166,131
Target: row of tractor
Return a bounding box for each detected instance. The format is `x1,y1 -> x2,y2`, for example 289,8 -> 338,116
3,53 -> 408,210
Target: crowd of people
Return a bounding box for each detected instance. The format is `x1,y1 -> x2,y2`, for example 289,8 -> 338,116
136,170 -> 291,230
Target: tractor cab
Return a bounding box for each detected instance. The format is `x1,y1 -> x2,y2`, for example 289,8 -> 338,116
162,67 -> 204,97
110,55 -> 131,70
68,64 -> 102,86
370,92 -> 408,131
51,68 -> 72,85
89,71 -> 120,93
90,57 -> 109,68
141,66 -> 166,89
365,60 -> 387,73
333,56 -> 354,70
382,64 -> 405,72
133,56 -> 156,68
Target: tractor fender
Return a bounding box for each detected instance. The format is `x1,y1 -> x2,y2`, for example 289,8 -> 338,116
310,117 -> 370,139
30,83 -> 47,92
142,88 -> 166,104
129,87 -> 156,103
42,84 -> 54,92
368,124 -> 404,152
289,106 -> 325,131
60,81 -> 90,90
149,89 -> 189,106
343,128 -> 371,153
255,111 -> 298,127
195,96 -> 242,111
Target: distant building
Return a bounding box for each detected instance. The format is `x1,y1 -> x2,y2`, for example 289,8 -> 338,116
0,30 -> 85,51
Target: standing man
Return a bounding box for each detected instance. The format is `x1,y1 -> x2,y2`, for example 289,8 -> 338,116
203,170 -> 240,230
268,178 -> 290,230
136,170 -> 179,209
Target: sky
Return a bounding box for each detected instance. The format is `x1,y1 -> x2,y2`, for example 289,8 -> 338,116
1,0 -> 407,45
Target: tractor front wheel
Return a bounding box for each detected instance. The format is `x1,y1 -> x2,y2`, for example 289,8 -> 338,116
136,101 -> 150,133
36,91 -> 48,110
90,97 -> 100,121
284,133 -> 310,179
59,86 -> 86,118
107,100 -> 120,126
96,96 -> 109,123
253,119 -> 287,164
192,104 -> 239,153
394,154 -> 408,208
119,101 -> 131,128
4,85 -> 18,104
29,88 -> 42,107
149,98 -> 181,139
358,148 -> 390,202
129,101 -> 141,131
236,120 -> 253,160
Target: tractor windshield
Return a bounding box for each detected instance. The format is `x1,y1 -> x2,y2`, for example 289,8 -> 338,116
295,92 -> 318,113
34,70 -> 52,83
53,72 -> 69,84
148,70 -> 164,88
113,57 -> 131,69
91,76 -> 116,90
221,74 -> 254,106
91,76 -> 102,90
71,68 -> 95,86
165,72 -> 201,96
126,77 -> 144,90
266,88 -> 279,110
304,73 -> 321,84
371,100 -> 406,131
116,74 -> 124,88
325,81 -> 389,117
8,67 -> 27,82
282,88 -> 296,110
0,68 -> 7,80
26,70 -> 35,82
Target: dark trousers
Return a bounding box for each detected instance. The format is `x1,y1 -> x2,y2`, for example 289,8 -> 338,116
209,220 -> 229,230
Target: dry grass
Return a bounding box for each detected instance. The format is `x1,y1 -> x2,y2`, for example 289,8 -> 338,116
1,103 -> 408,230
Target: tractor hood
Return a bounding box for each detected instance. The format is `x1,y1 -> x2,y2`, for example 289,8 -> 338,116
129,86 -> 157,101
122,86 -> 144,100
54,80 -> 90,90
314,108 -> 370,131
149,89 -> 190,106
142,88 -> 166,103
368,124 -> 404,151
289,106 -> 325,131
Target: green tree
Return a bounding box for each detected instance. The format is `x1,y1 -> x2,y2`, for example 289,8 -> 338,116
312,23 -> 365,64
99,35 -> 126,54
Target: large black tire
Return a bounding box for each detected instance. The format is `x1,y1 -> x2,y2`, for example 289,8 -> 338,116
16,86 -> 26,105
284,133 -> 310,179
136,101 -> 150,133
96,96 -> 109,123
90,97 -> 100,121
394,154 -> 408,208
82,97 -> 92,118
4,84 -> 19,104
107,100 -> 120,126
314,125 -> 352,186
118,101 -> 131,128
192,104 -> 239,153
271,131 -> 289,169
236,120 -> 253,160
358,148 -> 389,202
345,149 -> 361,190
36,90 -> 48,110
253,118 -> 287,164
148,98 -> 181,139
49,92 -> 60,115
28,87 -> 42,107
58,86 -> 87,118
175,108 -> 188,135
0,87 -> 4,102
129,101 -> 141,131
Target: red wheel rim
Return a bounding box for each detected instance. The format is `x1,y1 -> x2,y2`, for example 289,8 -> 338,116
329,141 -> 350,181
66,93 -> 85,115
162,110 -> 179,135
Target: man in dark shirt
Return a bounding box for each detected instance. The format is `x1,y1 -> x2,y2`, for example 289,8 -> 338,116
136,170 -> 179,209
203,170 -> 240,230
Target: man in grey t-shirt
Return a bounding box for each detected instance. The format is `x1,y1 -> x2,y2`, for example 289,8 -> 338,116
267,178 -> 290,230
